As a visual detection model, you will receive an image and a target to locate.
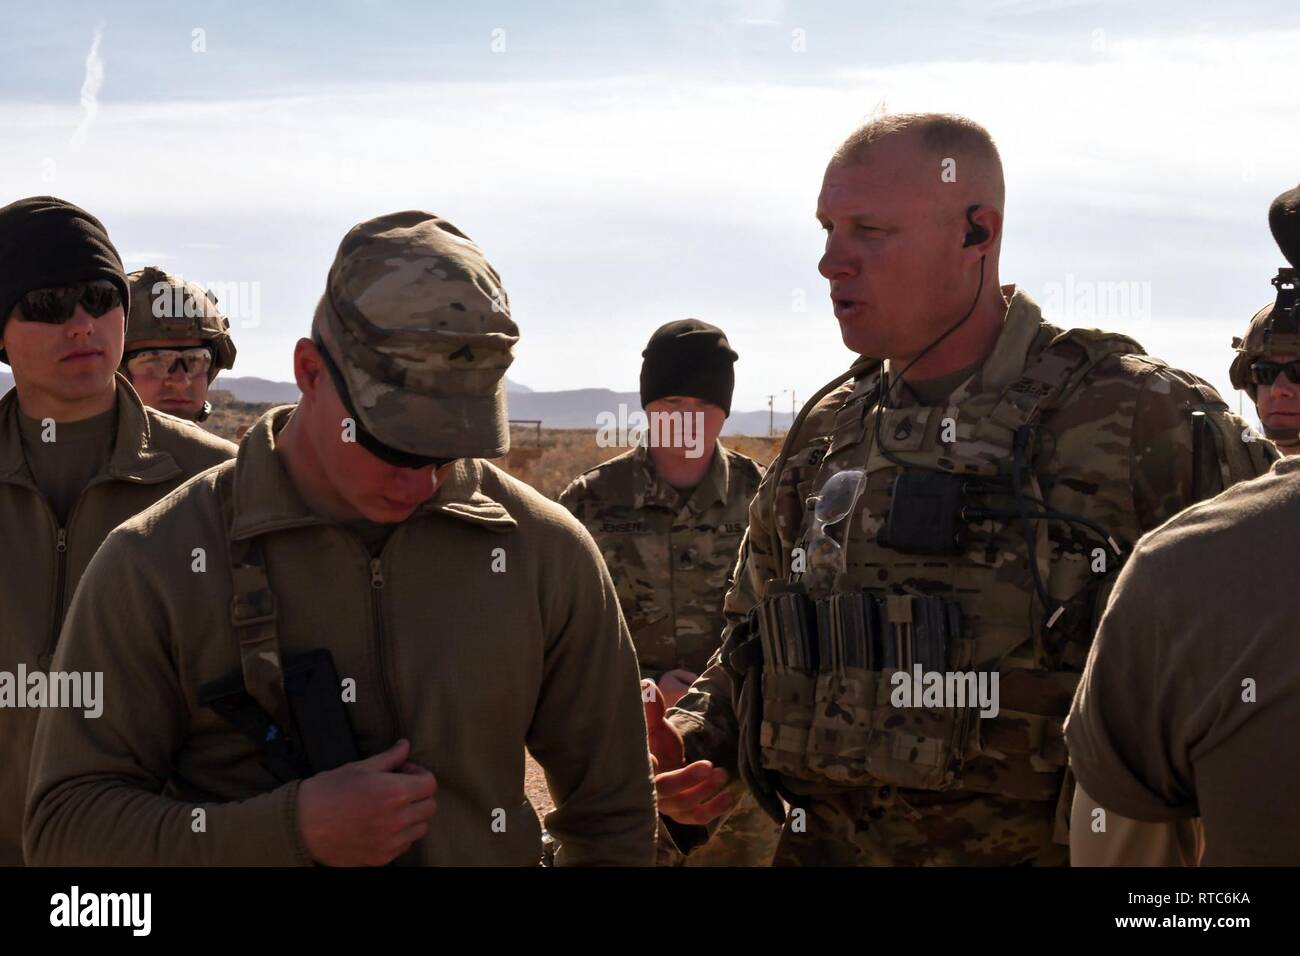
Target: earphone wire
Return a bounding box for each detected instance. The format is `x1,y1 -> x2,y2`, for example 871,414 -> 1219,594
870,253 -> 987,466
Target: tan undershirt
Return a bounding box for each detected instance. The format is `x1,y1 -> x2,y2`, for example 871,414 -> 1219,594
901,360 -> 981,406
18,407 -> 117,526
341,518 -> 398,557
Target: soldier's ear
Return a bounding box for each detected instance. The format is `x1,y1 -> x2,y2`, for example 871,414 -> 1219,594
293,337 -> 325,399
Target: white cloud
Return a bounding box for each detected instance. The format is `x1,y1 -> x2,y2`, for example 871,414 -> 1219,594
121,251 -> 175,265
2,26 -> 1295,409
68,24 -> 105,153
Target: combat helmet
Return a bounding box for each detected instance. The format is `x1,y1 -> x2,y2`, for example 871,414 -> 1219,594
1229,301 -> 1300,400
123,266 -> 237,382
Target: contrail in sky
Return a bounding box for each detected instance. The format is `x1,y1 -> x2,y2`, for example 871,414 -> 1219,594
69,23 -> 104,152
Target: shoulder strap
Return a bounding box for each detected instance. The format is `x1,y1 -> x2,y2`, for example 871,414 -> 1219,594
974,327 -> 1146,446
217,466 -> 293,738
766,356 -> 882,566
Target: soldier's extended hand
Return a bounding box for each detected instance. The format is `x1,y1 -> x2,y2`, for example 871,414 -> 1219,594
657,668 -> 698,709
643,679 -> 735,826
297,738 -> 438,866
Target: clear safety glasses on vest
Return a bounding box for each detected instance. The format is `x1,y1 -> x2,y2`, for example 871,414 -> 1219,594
1249,358 -> 1300,387
16,279 -> 122,324
806,467 -> 867,572
311,332 -> 459,472
123,345 -> 215,380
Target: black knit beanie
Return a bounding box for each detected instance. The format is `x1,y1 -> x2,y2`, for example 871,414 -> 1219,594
0,196 -> 129,365
639,318 -> 738,416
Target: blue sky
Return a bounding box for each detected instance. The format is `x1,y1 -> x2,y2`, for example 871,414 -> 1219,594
2,0 -> 1298,419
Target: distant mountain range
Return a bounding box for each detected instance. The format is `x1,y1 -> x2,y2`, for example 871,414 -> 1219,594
0,371 -> 791,436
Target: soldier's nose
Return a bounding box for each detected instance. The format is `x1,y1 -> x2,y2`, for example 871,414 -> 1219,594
818,248 -> 854,281
388,465 -> 439,502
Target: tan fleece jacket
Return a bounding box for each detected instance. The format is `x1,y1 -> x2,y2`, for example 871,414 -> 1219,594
0,375 -> 235,864
24,406 -> 656,866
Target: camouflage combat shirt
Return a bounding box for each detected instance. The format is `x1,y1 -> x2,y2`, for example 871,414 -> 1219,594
667,287 -> 1277,866
560,441 -> 764,678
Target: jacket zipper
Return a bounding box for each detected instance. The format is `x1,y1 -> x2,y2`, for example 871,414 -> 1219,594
368,553 -> 418,866
40,480 -> 101,669
368,556 -> 403,742
40,527 -> 69,670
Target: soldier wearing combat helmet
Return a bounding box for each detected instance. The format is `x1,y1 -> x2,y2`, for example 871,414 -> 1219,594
120,267 -> 237,423
1066,183 -> 1300,865
1228,186 -> 1300,455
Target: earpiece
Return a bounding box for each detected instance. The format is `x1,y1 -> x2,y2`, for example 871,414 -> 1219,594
963,204 -> 989,248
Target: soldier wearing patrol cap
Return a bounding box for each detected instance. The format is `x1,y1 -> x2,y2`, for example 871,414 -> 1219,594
643,113 -> 1275,866
559,319 -> 780,866
120,267 -> 237,423
25,210 -> 656,866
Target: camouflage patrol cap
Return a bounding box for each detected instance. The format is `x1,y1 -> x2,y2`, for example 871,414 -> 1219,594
313,210 -> 518,459
1229,301 -> 1300,395
123,267 -> 237,381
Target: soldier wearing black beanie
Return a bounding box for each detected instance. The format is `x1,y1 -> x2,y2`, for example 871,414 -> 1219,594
559,319 -> 779,866
639,318 -> 738,416
0,196 -> 131,365
0,197 -> 237,866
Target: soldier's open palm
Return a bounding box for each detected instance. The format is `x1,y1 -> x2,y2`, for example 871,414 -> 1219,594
643,680 -> 734,825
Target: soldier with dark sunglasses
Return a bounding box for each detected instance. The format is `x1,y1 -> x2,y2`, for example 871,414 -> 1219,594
0,196 -> 236,865
1230,303 -> 1300,455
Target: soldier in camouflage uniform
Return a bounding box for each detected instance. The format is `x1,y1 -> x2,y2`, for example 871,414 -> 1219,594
120,267 -> 237,423
560,319 -> 780,865
646,113 -> 1276,866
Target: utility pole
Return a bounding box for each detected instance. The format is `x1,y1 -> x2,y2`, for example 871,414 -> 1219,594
784,389 -> 797,433
766,394 -> 776,437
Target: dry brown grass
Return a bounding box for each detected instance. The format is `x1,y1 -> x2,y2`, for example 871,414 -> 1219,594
206,392 -> 786,499
204,390 -> 274,444
501,427 -> 783,499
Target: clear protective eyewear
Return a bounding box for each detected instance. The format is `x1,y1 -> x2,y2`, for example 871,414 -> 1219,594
123,346 -> 214,380
805,467 -> 867,573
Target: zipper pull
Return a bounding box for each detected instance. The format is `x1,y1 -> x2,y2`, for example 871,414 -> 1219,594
56,528 -> 67,553
369,558 -> 385,589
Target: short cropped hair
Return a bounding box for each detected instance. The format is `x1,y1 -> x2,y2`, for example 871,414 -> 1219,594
832,112 -> 1005,206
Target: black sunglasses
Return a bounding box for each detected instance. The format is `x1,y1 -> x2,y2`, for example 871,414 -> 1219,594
311,333 -> 458,471
1249,359 -> 1300,387
18,280 -> 122,324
